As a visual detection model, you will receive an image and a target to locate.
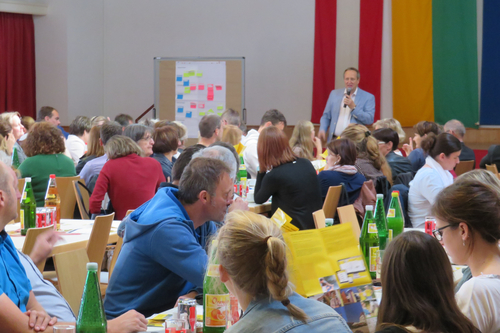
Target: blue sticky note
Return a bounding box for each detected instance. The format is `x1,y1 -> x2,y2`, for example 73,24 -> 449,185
177,94 -> 183,100
186,112 -> 192,118
177,107 -> 184,113
176,75 -> 182,82
183,80 -> 189,86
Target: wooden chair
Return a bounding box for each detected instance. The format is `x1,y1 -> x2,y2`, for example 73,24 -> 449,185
486,164 -> 499,177
108,209 -> 133,277
337,204 -> 361,239
455,160 -> 474,176
322,185 -> 342,219
15,178 -> 25,223
21,225 -> 54,272
312,209 -> 326,229
53,248 -> 89,314
86,213 -> 114,279
56,176 -> 81,219
73,179 -> 90,219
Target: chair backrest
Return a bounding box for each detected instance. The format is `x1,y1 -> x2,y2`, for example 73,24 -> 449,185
53,248 -> 89,315
22,225 -> 54,272
73,180 -> 90,220
55,176 -> 81,219
108,209 -> 133,277
86,213 -> 114,280
486,164 -> 499,175
312,209 -> 326,229
15,178 -> 25,223
337,204 -> 361,238
455,160 -> 474,176
322,185 -> 342,219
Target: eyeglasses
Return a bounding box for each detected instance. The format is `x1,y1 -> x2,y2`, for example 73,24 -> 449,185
432,224 -> 453,241
140,135 -> 153,142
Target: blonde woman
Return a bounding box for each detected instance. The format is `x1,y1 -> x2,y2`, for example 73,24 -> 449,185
0,120 -> 16,166
214,210 -> 351,333
221,124 -> 242,146
289,120 -> 322,161
76,125 -> 105,174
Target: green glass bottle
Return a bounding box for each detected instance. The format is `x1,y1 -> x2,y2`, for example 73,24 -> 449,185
203,240 -> 229,333
20,178 -> 36,236
386,191 -> 404,241
237,155 -> 247,199
76,262 -> 107,333
359,205 -> 379,279
11,146 -> 21,169
373,194 -> 388,251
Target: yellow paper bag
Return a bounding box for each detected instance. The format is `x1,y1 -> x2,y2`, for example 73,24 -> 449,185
270,208 -> 298,233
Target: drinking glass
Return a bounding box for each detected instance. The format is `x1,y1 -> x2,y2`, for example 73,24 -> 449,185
53,325 -> 75,333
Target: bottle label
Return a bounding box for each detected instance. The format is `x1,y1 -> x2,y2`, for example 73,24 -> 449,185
369,247 -> 379,272
368,223 -> 378,233
207,264 -> 220,277
205,294 -> 230,327
22,191 -> 27,200
389,229 -> 393,242
20,209 -> 25,229
387,208 -> 395,218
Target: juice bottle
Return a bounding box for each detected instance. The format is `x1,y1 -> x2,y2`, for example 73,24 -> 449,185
44,174 -> 61,230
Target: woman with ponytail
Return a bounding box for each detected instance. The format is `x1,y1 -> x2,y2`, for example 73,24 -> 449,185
214,210 -> 351,333
408,132 -> 461,228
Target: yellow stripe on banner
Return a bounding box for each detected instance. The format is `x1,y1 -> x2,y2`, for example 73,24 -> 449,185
392,0 -> 434,127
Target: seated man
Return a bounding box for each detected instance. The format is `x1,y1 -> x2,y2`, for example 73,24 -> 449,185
104,157 -> 234,318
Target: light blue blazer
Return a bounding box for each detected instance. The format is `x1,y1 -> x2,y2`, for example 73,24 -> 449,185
319,88 -> 375,142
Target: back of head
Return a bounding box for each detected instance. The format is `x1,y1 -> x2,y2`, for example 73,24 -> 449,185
114,114 -> 134,127
169,121 -> 188,142
90,115 -> 108,127
152,125 -> 178,154
327,138 -> 357,166
420,132 -> 461,158
100,121 -> 123,145
455,169 -> 500,191
214,210 -> 308,322
378,231 -> 478,332
69,116 -> 91,137
123,124 -> 152,143
104,135 -> 143,159
260,109 -> 287,127
221,125 -> 242,146
221,108 -> 241,127
24,122 -> 65,157
21,116 -> 35,131
210,141 -> 240,174
0,120 -> 12,154
193,145 -> 237,181
414,121 -> 439,137
171,144 -> 205,183
37,106 -> 55,122
373,128 -> 399,151
199,115 -> 221,139
373,118 -> 406,142
258,126 -> 295,171
177,157 -> 230,204
86,125 -> 105,157
443,119 -> 466,139
289,120 -> 314,160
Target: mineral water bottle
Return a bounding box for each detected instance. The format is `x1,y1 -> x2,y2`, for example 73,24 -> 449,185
76,262 -> 106,333
386,191 -> 404,241
359,205 -> 379,279
44,174 -> 61,230
20,178 -> 36,236
11,146 -> 21,169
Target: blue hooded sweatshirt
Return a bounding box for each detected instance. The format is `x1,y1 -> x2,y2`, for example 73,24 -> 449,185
103,187 -> 216,319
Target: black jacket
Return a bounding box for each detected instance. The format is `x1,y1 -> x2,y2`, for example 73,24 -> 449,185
386,151 -> 413,180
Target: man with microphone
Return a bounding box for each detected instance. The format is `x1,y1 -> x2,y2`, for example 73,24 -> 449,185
318,67 -> 375,142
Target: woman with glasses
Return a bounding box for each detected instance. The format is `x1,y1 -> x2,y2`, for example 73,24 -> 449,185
408,133 -> 461,228
124,124 -> 155,156
431,180 -> 500,333
376,231 -> 480,333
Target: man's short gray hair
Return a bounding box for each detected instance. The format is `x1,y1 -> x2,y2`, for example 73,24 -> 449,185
192,145 -> 237,181
444,119 -> 466,139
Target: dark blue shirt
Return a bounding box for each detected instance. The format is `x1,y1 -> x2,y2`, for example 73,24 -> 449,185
318,170 -> 366,204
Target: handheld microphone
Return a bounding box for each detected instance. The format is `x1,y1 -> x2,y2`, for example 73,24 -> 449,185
343,87 -> 352,108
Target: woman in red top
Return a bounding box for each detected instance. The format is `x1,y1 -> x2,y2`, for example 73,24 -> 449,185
89,135 -> 165,219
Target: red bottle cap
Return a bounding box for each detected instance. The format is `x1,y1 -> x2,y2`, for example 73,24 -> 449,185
49,174 -> 56,179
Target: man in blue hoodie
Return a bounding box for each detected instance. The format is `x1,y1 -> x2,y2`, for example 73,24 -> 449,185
104,157 -> 234,318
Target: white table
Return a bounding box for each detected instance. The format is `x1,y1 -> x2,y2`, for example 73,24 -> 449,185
146,305 -> 204,332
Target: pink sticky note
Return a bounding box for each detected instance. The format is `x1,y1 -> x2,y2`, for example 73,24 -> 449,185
198,85 -> 205,90
207,94 -> 214,101
215,85 -> 222,90
198,103 -> 205,109
207,84 -> 214,89
190,103 -> 197,108
190,85 -> 196,91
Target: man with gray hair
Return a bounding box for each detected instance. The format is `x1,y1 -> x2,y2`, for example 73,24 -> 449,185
444,119 -> 476,167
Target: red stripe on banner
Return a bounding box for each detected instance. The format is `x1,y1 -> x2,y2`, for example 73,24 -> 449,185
358,0 -> 383,122
311,0 -> 337,124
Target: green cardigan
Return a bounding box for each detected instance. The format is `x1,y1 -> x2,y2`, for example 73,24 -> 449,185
19,154 -> 76,207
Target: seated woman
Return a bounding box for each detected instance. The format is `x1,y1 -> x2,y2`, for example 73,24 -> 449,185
151,125 -> 179,182
432,180 -> 500,333
19,122 -> 76,206
408,133 -> 461,228
0,120 -> 17,166
318,138 -> 365,203
221,124 -> 242,146
76,125 -> 105,174
373,128 -> 413,180
215,210 -> 351,333
89,135 -> 165,220
289,120 -> 322,161
403,121 -> 439,173
123,124 -> 154,157
376,231 -> 480,333
254,126 -> 322,230
341,124 -> 392,184
373,118 -> 406,156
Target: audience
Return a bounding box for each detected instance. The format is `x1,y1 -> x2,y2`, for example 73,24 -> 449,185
89,135 -> 165,219
432,180 -> 500,333
76,125 -> 105,174
151,125 -> 179,181
0,120 -> 16,166
318,138 -> 366,203
408,133 -> 461,228
221,124 -> 242,146
373,128 -> 413,179
162,144 -> 206,188
19,122 -> 76,206
289,120 -> 322,161
104,158 -> 232,318
243,109 -> 287,179
254,126 -> 322,230
198,114 -> 222,147
403,121 -> 439,173
373,118 -> 406,147
66,116 -> 91,165
376,231 -> 480,333
123,124 -> 154,156
220,108 -> 241,128
1,111 -> 27,163
215,210 -> 351,333
115,113 -> 134,130
444,119 -> 476,168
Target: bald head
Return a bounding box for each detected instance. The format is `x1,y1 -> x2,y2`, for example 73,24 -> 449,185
444,119 -> 466,140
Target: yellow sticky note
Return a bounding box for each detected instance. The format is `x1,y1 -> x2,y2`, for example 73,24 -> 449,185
321,149 -> 328,159
208,109 -> 214,113
188,70 -> 195,76
183,72 -> 190,77
217,106 -> 223,110
234,143 -> 246,155
199,112 -> 206,116
196,72 -> 203,77
184,87 -> 191,94
217,113 -> 222,116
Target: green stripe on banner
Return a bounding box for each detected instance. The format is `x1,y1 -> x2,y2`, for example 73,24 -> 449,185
432,0 -> 478,128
